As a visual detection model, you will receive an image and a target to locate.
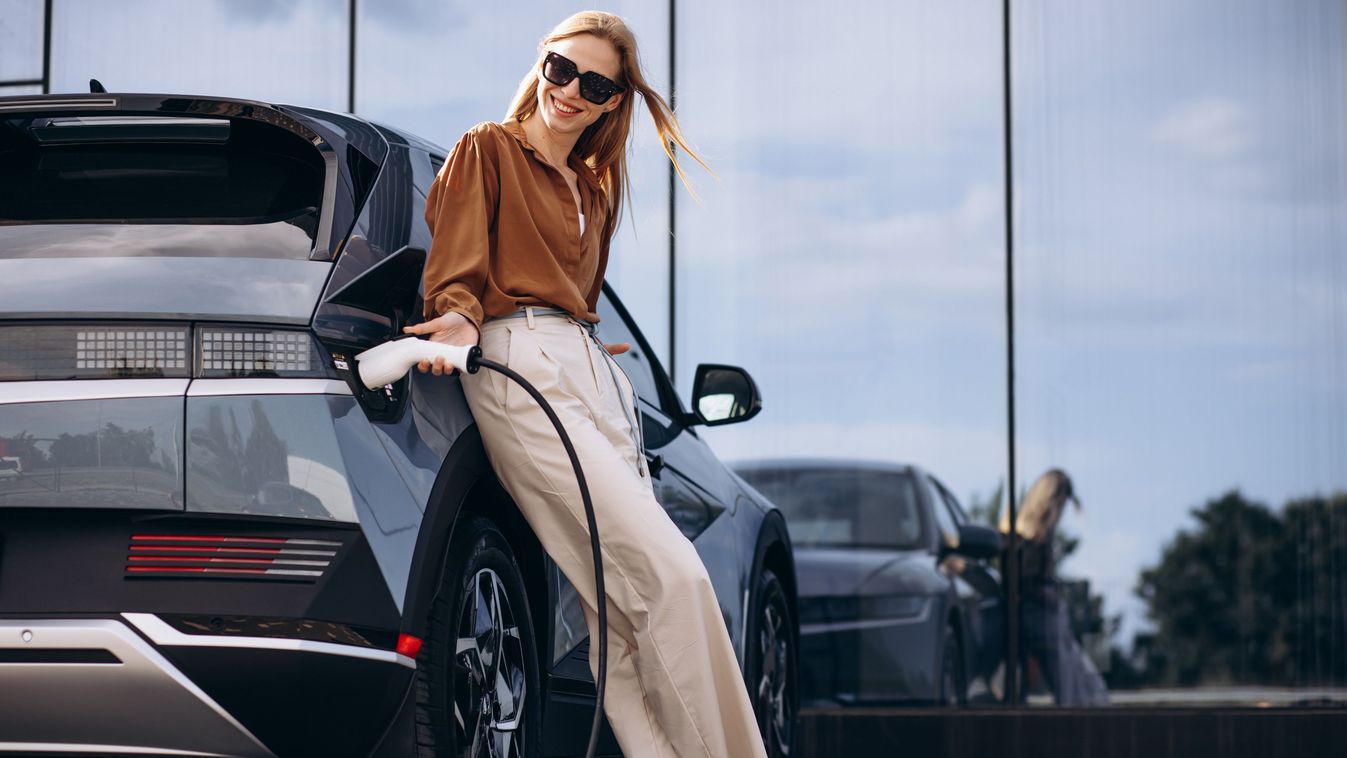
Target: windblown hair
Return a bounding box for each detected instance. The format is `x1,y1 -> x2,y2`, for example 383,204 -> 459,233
506,11 -> 708,242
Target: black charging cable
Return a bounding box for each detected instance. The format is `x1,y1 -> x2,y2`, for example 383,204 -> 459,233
460,350 -> 609,758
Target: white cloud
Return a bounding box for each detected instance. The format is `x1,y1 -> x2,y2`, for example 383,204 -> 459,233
1151,96 -> 1255,160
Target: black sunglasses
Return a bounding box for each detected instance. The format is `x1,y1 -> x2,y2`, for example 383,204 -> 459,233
541,51 -> 625,105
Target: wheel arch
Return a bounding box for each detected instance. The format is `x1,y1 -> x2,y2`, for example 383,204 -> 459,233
755,512 -> 798,624
749,508 -> 799,664
942,599 -> 970,704
400,423 -> 551,670
400,424 -> 490,638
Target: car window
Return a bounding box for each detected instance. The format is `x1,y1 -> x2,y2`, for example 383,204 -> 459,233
926,475 -> 960,549
414,151 -> 445,199
0,115 -> 326,260
595,293 -> 661,405
737,467 -> 925,549
933,478 -> 970,525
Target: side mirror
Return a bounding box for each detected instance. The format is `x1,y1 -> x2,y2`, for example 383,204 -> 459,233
688,363 -> 762,427
949,523 -> 1003,561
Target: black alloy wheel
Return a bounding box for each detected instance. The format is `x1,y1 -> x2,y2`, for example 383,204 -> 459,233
416,516 -> 540,758
938,622 -> 968,708
746,568 -> 796,757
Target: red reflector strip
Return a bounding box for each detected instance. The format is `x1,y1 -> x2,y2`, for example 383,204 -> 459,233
127,566 -> 267,575
129,556 -> 273,564
130,546 -> 282,554
396,634 -> 423,658
130,535 -> 341,547
125,566 -> 323,577
127,556 -> 330,566
129,546 -> 336,556
132,535 -> 288,543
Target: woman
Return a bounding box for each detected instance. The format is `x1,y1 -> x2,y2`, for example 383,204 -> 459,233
402,11 -> 769,758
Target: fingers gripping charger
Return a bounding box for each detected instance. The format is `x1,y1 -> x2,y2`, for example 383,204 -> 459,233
354,335 -> 610,758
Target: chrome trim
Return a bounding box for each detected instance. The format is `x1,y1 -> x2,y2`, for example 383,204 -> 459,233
0,743 -> 228,756
185,378 -> 351,396
799,598 -> 933,635
0,379 -> 190,405
0,619 -> 274,757
123,613 -> 416,669
0,97 -> 119,110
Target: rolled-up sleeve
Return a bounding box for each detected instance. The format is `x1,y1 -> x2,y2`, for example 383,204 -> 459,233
422,126 -> 499,328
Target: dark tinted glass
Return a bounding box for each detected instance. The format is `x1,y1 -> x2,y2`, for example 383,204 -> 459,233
0,116 -> 324,258
740,467 -> 925,549
925,476 -> 959,548
542,52 -> 622,105
595,292 -> 662,405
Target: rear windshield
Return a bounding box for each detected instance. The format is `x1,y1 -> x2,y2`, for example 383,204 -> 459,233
0,115 -> 324,259
738,467 -> 926,549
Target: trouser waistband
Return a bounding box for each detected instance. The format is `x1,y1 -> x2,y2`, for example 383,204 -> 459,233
486,305 -> 592,332
483,306 -> 647,476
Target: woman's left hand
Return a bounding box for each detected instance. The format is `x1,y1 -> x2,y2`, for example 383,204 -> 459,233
605,343 -> 630,356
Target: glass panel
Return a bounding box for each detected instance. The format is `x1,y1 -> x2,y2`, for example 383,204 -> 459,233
680,0 -> 1007,709
595,291 -> 661,404
49,0 -> 348,110
355,0 -> 672,360
0,84 -> 43,96
0,0 -> 44,82
0,116 -> 325,242
738,464 -> 926,550
925,476 -> 960,548
1015,0 -> 1347,707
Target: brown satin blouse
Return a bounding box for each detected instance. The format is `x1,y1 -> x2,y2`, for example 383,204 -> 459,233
421,118 -> 610,329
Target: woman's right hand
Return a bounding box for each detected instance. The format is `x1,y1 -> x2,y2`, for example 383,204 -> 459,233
402,311 -> 481,375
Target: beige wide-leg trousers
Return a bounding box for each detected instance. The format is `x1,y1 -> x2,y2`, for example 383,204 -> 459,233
459,307 -> 768,758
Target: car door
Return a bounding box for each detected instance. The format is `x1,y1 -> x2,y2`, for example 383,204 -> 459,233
929,475 -> 1003,683
591,288 -> 747,648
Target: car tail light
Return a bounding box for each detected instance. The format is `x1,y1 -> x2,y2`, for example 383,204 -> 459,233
125,533 -> 342,582
396,634 -> 423,658
0,323 -> 334,382
0,324 -> 190,381
196,327 -> 327,378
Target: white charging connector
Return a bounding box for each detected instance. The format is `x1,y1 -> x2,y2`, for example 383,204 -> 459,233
353,337 -> 480,390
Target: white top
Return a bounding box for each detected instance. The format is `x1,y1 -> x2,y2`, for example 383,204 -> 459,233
579,212 -> 586,235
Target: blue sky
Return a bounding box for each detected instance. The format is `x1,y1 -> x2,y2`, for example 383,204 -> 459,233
6,0 -> 1346,649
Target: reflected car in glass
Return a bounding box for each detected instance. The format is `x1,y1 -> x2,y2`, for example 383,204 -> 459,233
0,92 -> 798,758
734,459 -> 1003,707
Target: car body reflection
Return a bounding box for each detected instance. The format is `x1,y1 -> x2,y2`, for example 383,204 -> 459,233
735,458 -> 1004,706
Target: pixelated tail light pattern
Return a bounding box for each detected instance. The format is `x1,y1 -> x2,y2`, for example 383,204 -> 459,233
200,330 -> 312,372
75,329 -> 188,370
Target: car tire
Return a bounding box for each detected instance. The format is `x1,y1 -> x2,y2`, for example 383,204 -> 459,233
415,516 -> 541,758
746,567 -> 797,758
938,622 -> 968,707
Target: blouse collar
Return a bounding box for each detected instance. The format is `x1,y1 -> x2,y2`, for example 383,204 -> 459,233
502,117 -> 603,195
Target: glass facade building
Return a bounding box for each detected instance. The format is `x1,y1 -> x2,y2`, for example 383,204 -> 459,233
3,0 -> 1346,724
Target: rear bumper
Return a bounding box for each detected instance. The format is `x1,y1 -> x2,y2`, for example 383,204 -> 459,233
0,508 -> 414,757
0,614 -> 415,757
0,617 -> 273,756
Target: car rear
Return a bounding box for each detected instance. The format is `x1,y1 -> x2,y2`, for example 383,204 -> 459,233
0,94 -> 415,757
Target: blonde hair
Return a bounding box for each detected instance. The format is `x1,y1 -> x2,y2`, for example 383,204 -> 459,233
506,11 -> 708,242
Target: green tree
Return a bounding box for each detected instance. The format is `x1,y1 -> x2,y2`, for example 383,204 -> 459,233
1135,490 -> 1347,688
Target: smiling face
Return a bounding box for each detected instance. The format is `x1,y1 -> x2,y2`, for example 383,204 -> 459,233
535,33 -> 624,138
